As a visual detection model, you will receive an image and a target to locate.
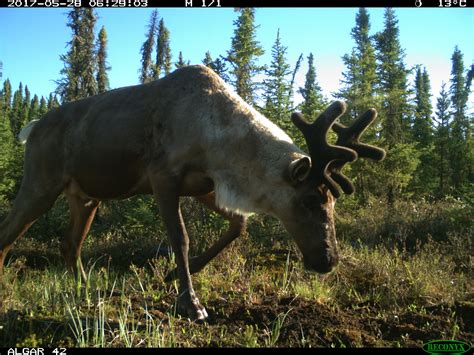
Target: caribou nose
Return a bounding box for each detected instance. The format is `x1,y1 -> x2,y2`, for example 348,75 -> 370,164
304,259 -> 333,274
328,251 -> 339,268
304,249 -> 339,274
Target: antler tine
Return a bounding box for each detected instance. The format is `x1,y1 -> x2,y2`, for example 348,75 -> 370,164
291,101 -> 358,198
332,108 -> 386,161
328,108 -> 386,195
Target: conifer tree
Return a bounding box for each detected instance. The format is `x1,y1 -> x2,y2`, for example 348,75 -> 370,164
29,94 -> 40,122
262,29 -> 292,130
433,82 -> 451,196
375,8 -> 411,146
81,8 -> 98,97
56,8 -> 98,102
57,8 -> 82,102
96,26 -> 110,93
47,93 -> 60,110
448,46 -> 473,194
154,18 -> 172,78
374,8 -> 416,204
7,83 -> 27,197
203,51 -> 213,67
298,53 -> 326,120
39,96 -> 48,116
202,51 -> 229,82
22,85 -> 31,126
140,9 -> 158,83
412,66 -> 433,146
226,8 -> 264,105
10,82 -> 24,138
2,79 -> 12,117
288,53 -> 303,100
335,8 -> 380,201
337,8 -> 377,124
0,89 -> 15,202
175,51 -> 189,69
410,66 -> 435,195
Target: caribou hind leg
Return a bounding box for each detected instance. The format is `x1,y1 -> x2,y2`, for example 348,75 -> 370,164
60,194 -> 100,281
164,192 -> 247,282
0,182 -> 62,275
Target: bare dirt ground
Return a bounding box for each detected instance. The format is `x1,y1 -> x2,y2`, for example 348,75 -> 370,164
154,293 -> 474,347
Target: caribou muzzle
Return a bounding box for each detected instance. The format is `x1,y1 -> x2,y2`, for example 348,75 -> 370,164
302,241 -> 339,274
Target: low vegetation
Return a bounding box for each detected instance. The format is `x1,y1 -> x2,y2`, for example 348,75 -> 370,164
1,197 -> 472,347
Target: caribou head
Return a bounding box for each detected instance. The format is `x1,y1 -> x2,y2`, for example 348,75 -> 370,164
282,101 -> 386,273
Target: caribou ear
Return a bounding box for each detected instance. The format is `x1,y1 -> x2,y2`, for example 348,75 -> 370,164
288,157 -> 311,184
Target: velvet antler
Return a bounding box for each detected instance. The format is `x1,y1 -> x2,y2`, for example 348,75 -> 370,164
292,101 -> 386,198
291,101 -> 357,198
328,108 -> 386,195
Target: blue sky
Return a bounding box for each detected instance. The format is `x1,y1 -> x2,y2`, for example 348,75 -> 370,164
1,8 -> 473,108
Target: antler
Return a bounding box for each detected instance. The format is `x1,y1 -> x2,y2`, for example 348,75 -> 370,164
328,108 -> 386,195
291,101 -> 357,198
291,101 -> 386,198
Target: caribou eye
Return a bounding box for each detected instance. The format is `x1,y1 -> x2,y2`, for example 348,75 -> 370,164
302,194 -> 322,211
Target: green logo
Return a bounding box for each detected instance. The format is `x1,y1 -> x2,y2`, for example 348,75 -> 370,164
422,340 -> 471,355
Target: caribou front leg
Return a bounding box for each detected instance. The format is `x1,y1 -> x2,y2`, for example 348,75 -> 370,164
152,181 -> 208,321
165,192 -> 247,282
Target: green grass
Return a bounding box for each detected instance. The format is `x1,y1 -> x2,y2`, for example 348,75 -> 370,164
0,198 -> 472,347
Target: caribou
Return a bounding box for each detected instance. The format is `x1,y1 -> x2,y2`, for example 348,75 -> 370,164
0,65 -> 385,320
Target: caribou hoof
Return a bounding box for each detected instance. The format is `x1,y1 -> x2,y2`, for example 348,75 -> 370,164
176,294 -> 208,321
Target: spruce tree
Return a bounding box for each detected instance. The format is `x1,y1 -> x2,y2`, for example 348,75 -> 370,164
22,85 -> 31,126
57,8 -> 82,102
375,8 -> 415,204
140,10 -> 158,83
0,90 -> 15,202
433,82 -> 451,196
39,96 -> 48,116
202,51 -> 229,82
262,29 -> 292,130
81,9 -> 98,97
96,26 -> 110,93
337,8 -> 378,124
298,53 -> 326,120
226,8 -> 264,105
175,51 -> 189,69
450,47 -> 469,131
47,94 -> 60,110
375,8 -> 411,146
56,8 -> 98,102
2,79 -> 12,117
412,66 -> 433,146
289,53 -> 303,99
334,9 -> 380,202
448,46 -> 473,194
29,94 -> 40,122
154,18 -> 172,78
203,51 -> 213,67
7,83 -> 27,197
410,66 -> 435,195
10,82 -> 24,138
